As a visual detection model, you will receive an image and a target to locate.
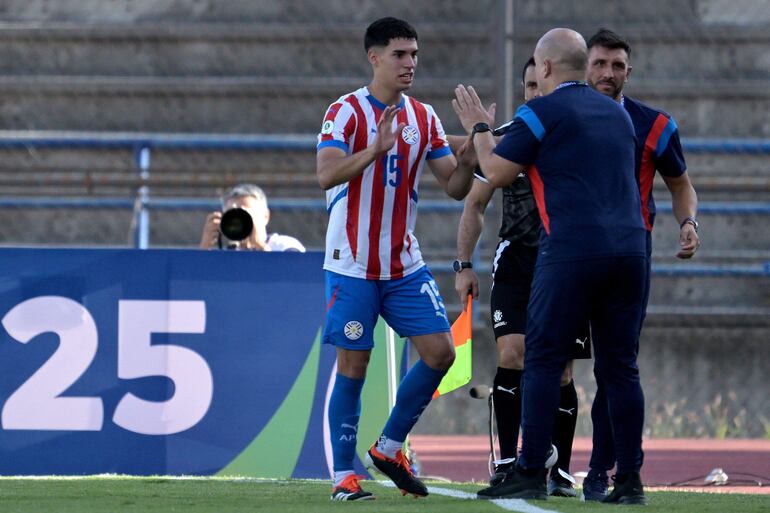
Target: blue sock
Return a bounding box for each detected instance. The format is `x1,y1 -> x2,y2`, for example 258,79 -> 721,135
328,374 -> 364,472
382,359 -> 446,442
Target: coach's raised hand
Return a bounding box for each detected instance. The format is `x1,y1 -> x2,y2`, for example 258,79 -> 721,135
452,84 -> 493,134
372,105 -> 406,156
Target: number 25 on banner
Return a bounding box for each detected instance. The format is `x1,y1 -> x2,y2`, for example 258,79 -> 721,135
1,296 -> 213,435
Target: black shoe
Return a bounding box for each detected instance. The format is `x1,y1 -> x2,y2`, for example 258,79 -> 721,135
365,444 -> 428,497
490,444 -> 555,486
477,464 -> 547,500
603,472 -> 648,505
548,470 -> 577,497
489,458 -> 516,486
330,474 -> 375,501
581,470 -> 609,501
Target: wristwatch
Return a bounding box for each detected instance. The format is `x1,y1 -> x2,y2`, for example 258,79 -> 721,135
680,217 -> 699,232
471,122 -> 491,139
452,260 -> 473,273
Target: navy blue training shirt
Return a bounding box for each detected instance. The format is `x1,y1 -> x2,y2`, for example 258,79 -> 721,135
493,82 -> 646,265
623,95 -> 687,231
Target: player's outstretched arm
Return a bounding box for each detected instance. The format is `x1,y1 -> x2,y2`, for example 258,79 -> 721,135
316,105 -> 405,190
428,141 -> 477,200
662,171 -> 700,259
454,179 -> 494,305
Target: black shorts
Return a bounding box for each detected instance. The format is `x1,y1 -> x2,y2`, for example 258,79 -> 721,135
489,240 -> 591,360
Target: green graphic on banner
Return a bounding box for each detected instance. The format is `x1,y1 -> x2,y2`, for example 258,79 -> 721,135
218,329 -> 322,478
216,319 -> 405,478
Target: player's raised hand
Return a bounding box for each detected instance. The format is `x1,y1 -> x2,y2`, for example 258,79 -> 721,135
456,137 -> 479,169
485,102 -> 497,126
372,105 -> 406,156
452,84 -> 493,134
676,223 -> 700,259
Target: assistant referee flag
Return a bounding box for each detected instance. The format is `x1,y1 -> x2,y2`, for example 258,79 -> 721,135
433,297 -> 472,398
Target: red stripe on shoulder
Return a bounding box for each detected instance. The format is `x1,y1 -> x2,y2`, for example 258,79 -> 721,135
324,102 -> 343,122
638,114 -> 669,231
345,95 -> 368,154
319,102 -> 346,143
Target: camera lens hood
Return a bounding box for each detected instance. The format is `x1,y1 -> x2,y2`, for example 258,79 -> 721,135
220,207 -> 254,241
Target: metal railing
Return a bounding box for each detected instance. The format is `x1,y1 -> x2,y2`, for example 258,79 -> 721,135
1,132 -> 769,278
1,195 -> 768,278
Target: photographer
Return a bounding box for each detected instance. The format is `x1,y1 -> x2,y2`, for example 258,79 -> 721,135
199,183 -> 305,252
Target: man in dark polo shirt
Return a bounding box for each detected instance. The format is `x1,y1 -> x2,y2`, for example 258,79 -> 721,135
453,28 -> 648,504
581,27 -> 699,502
451,57 -> 589,497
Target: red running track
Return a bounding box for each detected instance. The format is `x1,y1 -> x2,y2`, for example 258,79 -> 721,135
410,436 -> 770,495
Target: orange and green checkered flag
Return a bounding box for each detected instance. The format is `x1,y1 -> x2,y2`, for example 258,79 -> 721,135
433,297 -> 472,398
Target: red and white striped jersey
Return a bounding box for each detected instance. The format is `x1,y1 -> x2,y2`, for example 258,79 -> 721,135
317,86 -> 452,280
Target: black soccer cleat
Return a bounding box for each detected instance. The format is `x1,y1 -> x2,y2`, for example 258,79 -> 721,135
489,445 -> 556,487
581,470 -> 609,501
330,474 -> 375,501
603,471 -> 648,505
477,463 -> 548,500
489,458 -> 516,487
366,444 -> 428,497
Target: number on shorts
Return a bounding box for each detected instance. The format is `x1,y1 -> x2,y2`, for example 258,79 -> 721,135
420,280 -> 445,315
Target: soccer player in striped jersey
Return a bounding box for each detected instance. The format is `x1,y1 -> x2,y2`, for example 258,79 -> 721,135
581,28 -> 699,502
316,17 -> 476,501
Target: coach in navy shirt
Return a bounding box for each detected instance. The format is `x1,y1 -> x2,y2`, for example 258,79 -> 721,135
454,28 -> 648,504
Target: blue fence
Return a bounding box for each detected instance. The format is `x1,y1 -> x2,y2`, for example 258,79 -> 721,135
1,133 -> 769,277
3,197 -> 770,215
3,195 -> 768,278
1,133 -> 769,154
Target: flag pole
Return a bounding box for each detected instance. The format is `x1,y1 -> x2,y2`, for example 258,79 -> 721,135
385,325 -> 398,412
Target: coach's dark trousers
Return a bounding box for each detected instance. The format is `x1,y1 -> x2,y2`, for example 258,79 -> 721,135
518,256 -> 647,475
590,232 -> 653,474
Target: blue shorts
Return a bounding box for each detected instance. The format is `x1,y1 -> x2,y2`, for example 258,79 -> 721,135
322,266 -> 451,350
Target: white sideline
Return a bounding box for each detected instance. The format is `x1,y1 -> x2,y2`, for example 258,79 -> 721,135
376,481 -> 559,513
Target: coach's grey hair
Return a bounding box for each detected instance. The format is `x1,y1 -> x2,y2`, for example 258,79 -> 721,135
222,183 -> 267,208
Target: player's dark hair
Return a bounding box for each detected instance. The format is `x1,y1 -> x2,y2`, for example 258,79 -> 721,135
587,28 -> 632,58
521,56 -> 536,83
364,17 -> 418,51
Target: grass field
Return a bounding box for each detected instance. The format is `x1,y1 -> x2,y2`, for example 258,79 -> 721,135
0,477 -> 767,513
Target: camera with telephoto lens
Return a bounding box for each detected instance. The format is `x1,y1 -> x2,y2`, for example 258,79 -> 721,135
219,207 -> 254,242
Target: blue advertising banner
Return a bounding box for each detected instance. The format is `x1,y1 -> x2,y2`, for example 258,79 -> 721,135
0,248 -> 338,476
0,248 -> 406,477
